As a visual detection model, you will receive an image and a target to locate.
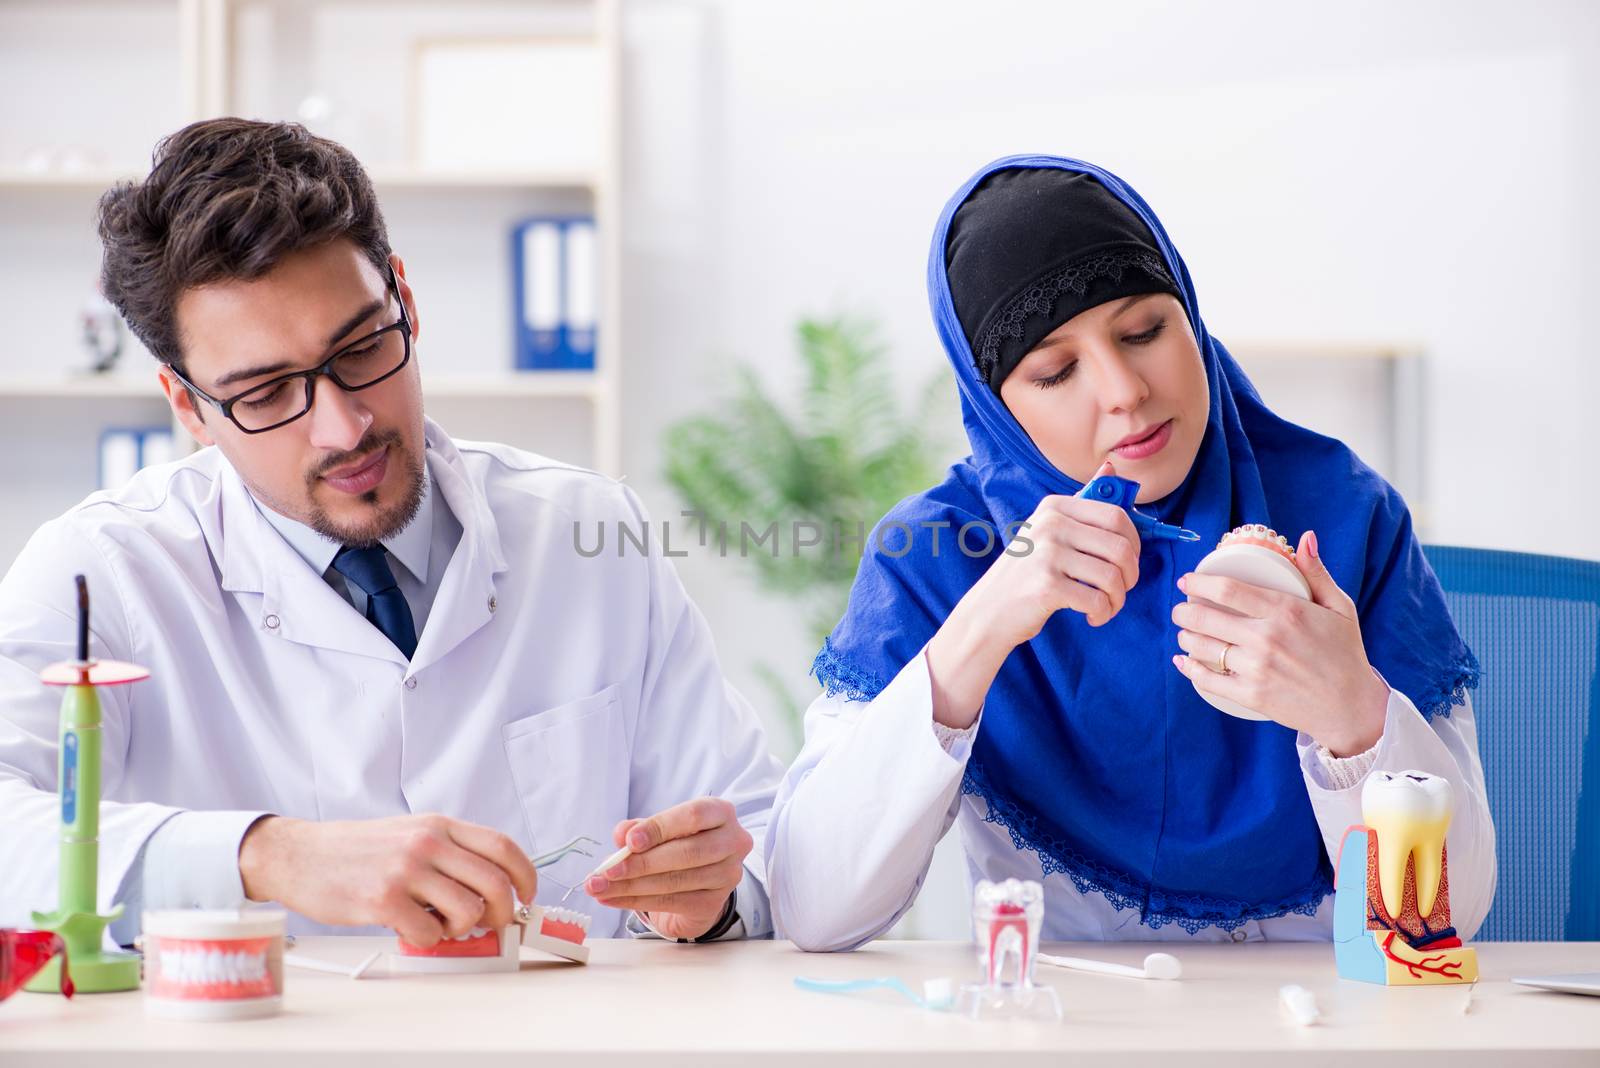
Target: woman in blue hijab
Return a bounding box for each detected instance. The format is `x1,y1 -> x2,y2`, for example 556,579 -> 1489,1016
764,156 -> 1495,949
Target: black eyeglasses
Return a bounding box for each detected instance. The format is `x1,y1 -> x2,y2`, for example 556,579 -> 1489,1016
172,266 -> 413,434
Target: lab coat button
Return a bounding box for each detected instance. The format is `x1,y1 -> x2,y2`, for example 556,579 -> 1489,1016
1231,928 -> 1248,942
404,676 -> 418,690
263,614 -> 280,631
488,594 -> 497,613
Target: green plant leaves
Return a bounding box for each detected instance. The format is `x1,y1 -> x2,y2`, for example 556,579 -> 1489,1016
662,315 -> 952,739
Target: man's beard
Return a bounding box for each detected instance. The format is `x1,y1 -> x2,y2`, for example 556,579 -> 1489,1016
305,427 -> 426,548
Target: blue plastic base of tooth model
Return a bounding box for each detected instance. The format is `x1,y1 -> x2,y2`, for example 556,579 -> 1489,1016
1333,826 -> 1387,985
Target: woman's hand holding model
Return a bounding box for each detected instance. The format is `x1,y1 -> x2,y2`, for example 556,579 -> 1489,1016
1173,529 -> 1390,756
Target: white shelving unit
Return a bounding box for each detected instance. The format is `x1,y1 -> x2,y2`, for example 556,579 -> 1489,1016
1228,340 -> 1428,533
0,0 -> 623,563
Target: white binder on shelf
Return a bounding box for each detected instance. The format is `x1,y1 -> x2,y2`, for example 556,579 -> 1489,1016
512,216 -> 598,371
97,426 -> 176,492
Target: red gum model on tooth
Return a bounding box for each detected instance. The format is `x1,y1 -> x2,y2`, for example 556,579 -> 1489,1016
540,912 -> 588,944
519,905 -> 592,965
397,929 -> 501,957
390,907 -> 593,971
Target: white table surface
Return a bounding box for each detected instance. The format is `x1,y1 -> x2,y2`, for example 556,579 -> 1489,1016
2,937 -> 1598,1065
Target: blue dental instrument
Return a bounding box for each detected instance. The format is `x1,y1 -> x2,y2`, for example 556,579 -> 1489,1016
1075,474 -> 1200,542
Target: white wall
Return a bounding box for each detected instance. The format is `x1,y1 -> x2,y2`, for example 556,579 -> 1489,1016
615,0 -> 1600,935
1,0 -> 1594,941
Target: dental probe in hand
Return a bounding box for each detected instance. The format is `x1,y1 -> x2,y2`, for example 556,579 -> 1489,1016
561,844 -> 634,903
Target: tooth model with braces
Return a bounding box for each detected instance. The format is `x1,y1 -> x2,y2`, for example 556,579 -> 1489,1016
1333,770 -> 1478,986
389,905 -> 591,973
1189,524 -> 1313,721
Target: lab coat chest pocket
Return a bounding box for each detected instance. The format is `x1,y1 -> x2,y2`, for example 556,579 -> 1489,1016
501,684 -> 627,858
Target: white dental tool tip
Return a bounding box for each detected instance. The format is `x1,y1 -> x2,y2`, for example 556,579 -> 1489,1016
587,844 -> 634,879
564,843 -> 636,902
1279,984 -> 1320,1027
548,865 -> 582,905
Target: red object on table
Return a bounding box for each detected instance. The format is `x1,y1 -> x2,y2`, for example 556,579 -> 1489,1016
0,930 -> 74,1000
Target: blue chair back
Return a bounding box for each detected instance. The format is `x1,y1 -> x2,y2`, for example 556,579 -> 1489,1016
1423,545 -> 1600,940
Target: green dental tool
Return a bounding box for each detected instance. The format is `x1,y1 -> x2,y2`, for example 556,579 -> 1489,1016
25,575 -> 147,995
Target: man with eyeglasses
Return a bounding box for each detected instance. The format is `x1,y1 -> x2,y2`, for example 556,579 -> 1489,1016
0,119 -> 783,949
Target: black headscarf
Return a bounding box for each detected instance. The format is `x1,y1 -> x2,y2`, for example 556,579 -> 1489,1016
946,168 -> 1182,392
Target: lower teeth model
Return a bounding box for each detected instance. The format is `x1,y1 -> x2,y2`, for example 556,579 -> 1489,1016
515,904 -> 592,964
389,904 -> 592,973
533,906 -> 591,945
397,927 -> 501,958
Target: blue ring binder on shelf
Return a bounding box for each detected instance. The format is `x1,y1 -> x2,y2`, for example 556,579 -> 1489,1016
512,216 -> 598,371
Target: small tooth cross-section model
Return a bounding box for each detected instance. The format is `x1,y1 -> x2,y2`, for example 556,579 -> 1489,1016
1334,770 -> 1478,986
959,879 -> 1062,1021
388,905 -> 591,974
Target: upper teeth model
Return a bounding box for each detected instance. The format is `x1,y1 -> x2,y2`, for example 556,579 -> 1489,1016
1189,524 -> 1311,721
1361,770 -> 1453,920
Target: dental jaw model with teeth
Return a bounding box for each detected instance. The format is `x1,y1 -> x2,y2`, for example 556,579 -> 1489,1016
516,904 -> 592,964
1189,525 -> 1311,720
1334,770 -> 1478,986
389,905 -> 592,973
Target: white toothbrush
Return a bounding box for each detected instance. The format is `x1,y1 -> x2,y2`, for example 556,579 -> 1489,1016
1037,951 -> 1182,980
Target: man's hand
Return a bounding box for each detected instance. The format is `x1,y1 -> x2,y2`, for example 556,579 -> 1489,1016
585,797 -> 752,941
238,813 -> 538,948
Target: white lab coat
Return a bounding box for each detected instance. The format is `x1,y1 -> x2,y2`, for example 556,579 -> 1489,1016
0,419 -> 784,938
766,646 -> 1496,951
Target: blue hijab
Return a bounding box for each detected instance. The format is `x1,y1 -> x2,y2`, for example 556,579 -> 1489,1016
813,155 -> 1481,932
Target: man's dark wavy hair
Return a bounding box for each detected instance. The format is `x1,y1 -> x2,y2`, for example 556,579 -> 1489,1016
97,117 -> 392,374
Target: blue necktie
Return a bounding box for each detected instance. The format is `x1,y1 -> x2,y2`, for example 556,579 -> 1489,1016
332,545 -> 418,659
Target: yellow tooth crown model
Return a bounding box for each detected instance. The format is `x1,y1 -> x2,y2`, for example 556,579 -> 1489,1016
1333,770 -> 1478,986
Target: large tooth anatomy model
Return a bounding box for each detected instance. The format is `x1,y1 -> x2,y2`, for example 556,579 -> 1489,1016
1334,770 -> 1478,985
